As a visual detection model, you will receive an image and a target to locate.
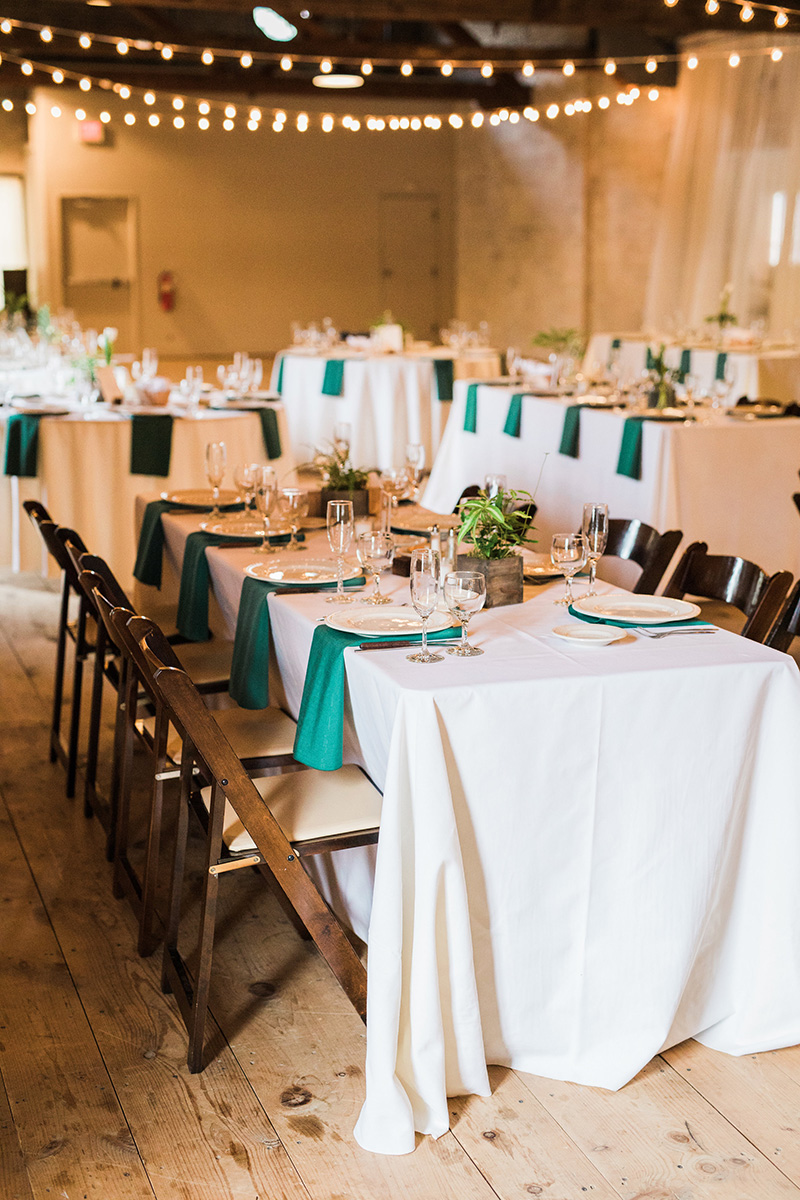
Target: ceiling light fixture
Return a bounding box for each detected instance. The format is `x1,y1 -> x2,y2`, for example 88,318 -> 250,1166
252,7 -> 297,42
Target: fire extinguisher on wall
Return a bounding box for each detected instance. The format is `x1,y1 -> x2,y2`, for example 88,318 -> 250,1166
157,270 -> 176,312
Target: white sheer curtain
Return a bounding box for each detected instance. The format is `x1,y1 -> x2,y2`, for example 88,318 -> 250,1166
645,33 -> 800,338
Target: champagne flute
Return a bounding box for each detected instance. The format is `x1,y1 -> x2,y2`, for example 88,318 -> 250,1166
254,465 -> 277,553
205,441 -> 227,518
356,532 -> 395,604
407,548 -> 444,663
405,442 -> 425,500
551,533 -> 586,606
280,488 -> 309,551
444,571 -> 486,656
581,503 -> 609,597
326,500 -> 355,603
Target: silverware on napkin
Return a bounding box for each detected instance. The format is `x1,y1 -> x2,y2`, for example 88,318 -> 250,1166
355,638 -> 463,651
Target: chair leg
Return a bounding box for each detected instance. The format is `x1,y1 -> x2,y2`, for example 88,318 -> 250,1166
186,780 -> 228,1072
161,753 -> 194,996
105,658 -> 129,862
50,574 -> 70,765
83,625 -> 107,820
137,706 -> 171,958
112,666 -> 139,902
65,600 -> 88,799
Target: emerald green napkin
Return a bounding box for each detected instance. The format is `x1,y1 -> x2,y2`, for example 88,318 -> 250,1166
3,413 -> 42,477
178,530 -> 262,641
464,383 -> 478,433
567,604 -> 712,630
322,359 -> 345,396
226,406 -> 282,459
433,359 -> 454,401
715,352 -> 727,381
229,572 -> 366,709
130,413 -> 174,476
293,622 -> 456,771
616,414 -> 683,481
503,393 -> 525,438
133,498 -> 244,587
275,354 -> 285,395
558,403 -> 590,457
678,348 -> 691,381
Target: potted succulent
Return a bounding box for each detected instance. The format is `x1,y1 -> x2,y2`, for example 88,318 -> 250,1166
309,443 -> 372,517
456,488 -> 537,607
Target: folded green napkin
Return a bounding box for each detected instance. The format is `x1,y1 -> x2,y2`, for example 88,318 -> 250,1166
133,498 -> 244,587
130,413 -> 174,476
322,359 -> 345,397
229,572 -> 366,709
678,348 -> 691,381
503,393 -> 525,438
294,622 -> 456,771
616,413 -> 684,481
464,383 -> 478,433
558,403 -> 592,457
715,352 -> 728,382
275,353 -> 285,395
225,406 -> 282,460
567,604 -> 712,630
3,412 -> 42,477
433,359 -> 454,402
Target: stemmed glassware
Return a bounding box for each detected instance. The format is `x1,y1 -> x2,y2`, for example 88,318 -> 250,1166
333,421 -> 352,458
326,500 -> 355,603
205,441 -> 227,519
551,533 -> 587,606
443,571 -> 486,656
356,532 -> 395,604
484,473 -> 507,498
407,547 -> 443,663
405,442 -> 425,500
233,461 -> 261,510
280,488 -> 309,551
581,503 -> 609,597
254,465 -> 278,553
380,468 -> 409,527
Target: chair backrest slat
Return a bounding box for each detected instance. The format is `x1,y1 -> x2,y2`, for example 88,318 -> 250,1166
664,542 -> 791,641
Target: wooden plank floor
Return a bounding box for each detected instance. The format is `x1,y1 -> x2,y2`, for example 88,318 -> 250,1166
2,566 -> 800,1200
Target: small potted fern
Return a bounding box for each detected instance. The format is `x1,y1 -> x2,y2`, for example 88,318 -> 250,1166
309,443 -> 371,517
456,488 -> 537,607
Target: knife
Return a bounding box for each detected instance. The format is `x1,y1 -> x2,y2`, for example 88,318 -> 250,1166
355,638 -> 463,651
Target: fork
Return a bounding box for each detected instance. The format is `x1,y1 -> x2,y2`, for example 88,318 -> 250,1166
636,626 -> 717,638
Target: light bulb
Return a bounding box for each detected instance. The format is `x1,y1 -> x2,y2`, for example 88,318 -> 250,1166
322,114 -> 334,131
240,52 -> 252,68
52,70 -> 64,83
0,20 -> 11,33
605,59 -> 616,74
598,95 -> 610,109
399,116 -> 409,128
565,103 -> 575,115
223,118 -> 234,130
79,76 -> 91,90
201,49 -> 214,65
51,105 -> 61,117
361,59 -> 372,75
124,112 -> 135,124
25,101 -> 36,114
116,40 -> 129,54
376,117 -> 386,129
740,2 -> 754,20
198,101 -> 210,115
481,62 -> 493,77
449,113 -> 463,127
546,103 -> 559,118
471,111 -> 484,127
646,58 -> 657,73
249,107 -> 261,120
629,86 -> 640,98
729,52 -> 741,66
775,9 -> 788,27
349,118 -> 360,130
389,117 -> 400,129
489,112 -> 501,125
522,61 -> 534,77
648,87 -> 659,100
198,117 -> 209,129
280,55 -> 292,70
523,105 -> 539,120
100,110 -> 111,122
144,91 -> 156,105
664,0 -> 678,6
119,85 -> 130,99
499,108 -> 509,120
225,104 -> 236,118
173,115 -> 184,128
410,116 -> 421,129
149,113 -> 160,127
172,96 -> 184,110
687,54 -> 699,69
75,107 -> 86,119
247,119 -> 258,130
1,99 -> 12,111
320,58 -> 332,73
161,45 -> 173,59
563,60 -> 575,76
772,47 -> 783,61
400,61 -> 413,76
21,61 -> 33,75
440,61 -> 453,76
705,0 -> 719,12
40,26 -> 53,42
79,33 -> 92,48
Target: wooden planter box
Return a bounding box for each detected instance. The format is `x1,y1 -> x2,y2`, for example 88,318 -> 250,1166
456,553 -> 523,608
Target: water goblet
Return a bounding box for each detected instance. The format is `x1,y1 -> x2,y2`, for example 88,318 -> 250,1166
444,571 -> 486,656
356,532 -> 395,604
484,473 -> 507,498
250,358 -> 263,392
581,503 -> 609,597
551,533 -> 586,606
205,441 -> 227,518
405,442 -> 425,499
254,465 -> 278,553
326,500 -> 355,603
234,461 -> 261,510
280,489 -> 309,551
407,548 -> 444,663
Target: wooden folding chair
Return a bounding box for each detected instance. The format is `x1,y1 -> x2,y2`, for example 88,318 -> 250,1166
664,541 -> 792,642
766,578 -> 800,653
604,519 -> 682,594
139,630 -> 380,1072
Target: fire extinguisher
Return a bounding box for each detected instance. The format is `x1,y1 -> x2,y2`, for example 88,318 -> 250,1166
157,270 -> 176,312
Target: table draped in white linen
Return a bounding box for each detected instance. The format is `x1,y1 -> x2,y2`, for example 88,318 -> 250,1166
149,505 -> 800,1156
422,381 -> 800,580
272,347 -> 500,472
585,332 -> 800,403
1,404 -> 295,587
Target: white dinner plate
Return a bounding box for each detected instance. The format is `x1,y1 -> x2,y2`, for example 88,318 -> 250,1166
390,505 -> 460,534
553,623 -> 627,646
572,595 -> 701,624
203,517 -> 287,538
298,516 -> 328,530
9,402 -> 71,415
161,488 -> 240,506
325,605 -> 455,637
244,558 -> 361,585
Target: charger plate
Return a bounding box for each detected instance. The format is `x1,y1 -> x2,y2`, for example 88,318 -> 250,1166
244,558 -> 360,585
325,605 -> 454,637
572,595 -> 700,625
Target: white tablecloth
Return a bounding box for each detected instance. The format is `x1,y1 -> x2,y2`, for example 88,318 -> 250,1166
272,347 -> 500,472
154,508 -> 800,1155
423,382 -> 800,580
2,403 -> 295,588
585,332 -> 800,403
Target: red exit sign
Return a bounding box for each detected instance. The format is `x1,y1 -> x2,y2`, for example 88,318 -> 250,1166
78,120 -> 106,145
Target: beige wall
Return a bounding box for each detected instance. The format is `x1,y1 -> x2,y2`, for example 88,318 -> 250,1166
0,106 -> 27,174
454,84 -> 678,348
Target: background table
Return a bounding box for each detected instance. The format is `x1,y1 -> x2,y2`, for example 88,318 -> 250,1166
155,507 -> 800,1156
423,382 -> 800,580
272,346 -> 500,472
2,403 -> 295,588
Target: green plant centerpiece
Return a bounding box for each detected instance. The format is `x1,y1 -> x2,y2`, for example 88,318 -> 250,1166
456,487 -> 537,608
306,442 -> 372,517
704,283 -> 737,340
647,343 -> 679,410
530,327 -> 586,360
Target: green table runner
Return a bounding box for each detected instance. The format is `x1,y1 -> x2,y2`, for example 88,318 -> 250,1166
3,413 -> 42,477
567,604 -> 712,631
503,393 -> 526,438
464,383 -> 479,433
229,572 -> 366,709
558,403 -> 593,458
322,359 -> 345,397
133,498 -> 244,587
294,622 -> 456,771
130,413 -> 174,476
433,359 -> 454,401
616,414 -> 684,481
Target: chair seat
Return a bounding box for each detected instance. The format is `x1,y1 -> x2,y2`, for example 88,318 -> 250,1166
200,765 -> 383,854
139,704 -> 298,764
175,639 -> 234,687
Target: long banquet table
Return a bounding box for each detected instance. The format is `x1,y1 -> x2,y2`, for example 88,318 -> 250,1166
423,381 -> 800,579
1,402 -> 295,588
272,346 -> 501,472
149,506 -> 800,1155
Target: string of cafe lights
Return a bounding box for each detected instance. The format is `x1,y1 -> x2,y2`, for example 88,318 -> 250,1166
660,0 -> 796,24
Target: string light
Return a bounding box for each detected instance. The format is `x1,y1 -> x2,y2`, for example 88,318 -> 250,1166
729,51 -> 741,65
52,69 -> 64,83
705,0 -> 720,12
119,85 -> 130,98
198,100 -> 210,114
322,113 -> 334,131
40,26 -> 52,42
389,116 -> 400,129
79,76 -> 91,90
523,105 -> 539,120
20,61 -> 32,75
480,61 -> 493,77
224,104 -> 236,118
646,57 -> 658,72
350,118 -> 361,130
247,118 -> 258,130
471,111 -> 484,127
223,117 -> 234,130
75,107 -> 86,119
174,115 -> 184,128
100,110 -> 111,122
149,113 -> 160,126
201,49 -> 214,65
280,55 -> 292,70
1,99 -> 13,111
161,45 -> 173,59
296,111 -> 308,130
649,87 -> 660,99
144,91 -> 156,105
740,2 -> 754,18
124,112 -> 135,124
79,33 -> 91,48
604,59 -> 617,74
776,9 -> 789,24
116,40 -> 129,54
687,54 -> 699,68
546,103 -> 559,118
0,20 -> 11,34
665,0 -> 679,5
522,61 -> 534,76
489,112 -> 501,125
562,60 -> 575,76
51,105 -> 61,117
598,95 -> 610,108
361,59 -> 372,74
401,61 -> 413,75
399,116 -> 409,128
410,116 -> 421,129
25,101 -> 36,114
440,60 -> 453,75
772,46 -> 784,59
320,58 -> 332,73
240,51 -> 252,67
198,116 -> 209,129
565,103 -> 575,115
249,107 -> 261,121
449,112 -> 463,127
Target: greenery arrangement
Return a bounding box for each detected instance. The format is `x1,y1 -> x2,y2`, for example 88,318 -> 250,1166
457,488 -> 537,560
97,326 -> 117,365
306,443 -> 370,491
531,327 -> 586,358
705,283 -> 737,330
36,304 -> 58,344
648,343 -> 679,408
3,290 -> 28,319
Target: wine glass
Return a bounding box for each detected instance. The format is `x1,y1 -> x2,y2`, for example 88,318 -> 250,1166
250,358 -> 263,392
407,548 -> 444,663
254,465 -> 278,553
356,532 -> 395,605
326,500 -> 355,603
234,461 -> 261,510
205,441 -> 227,518
405,442 -> 425,500
443,571 -> 486,656
333,421 -> 352,458
484,473 -> 507,498
380,468 -> 408,521
280,488 -> 309,551
581,503 -> 609,597
551,533 -> 586,606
